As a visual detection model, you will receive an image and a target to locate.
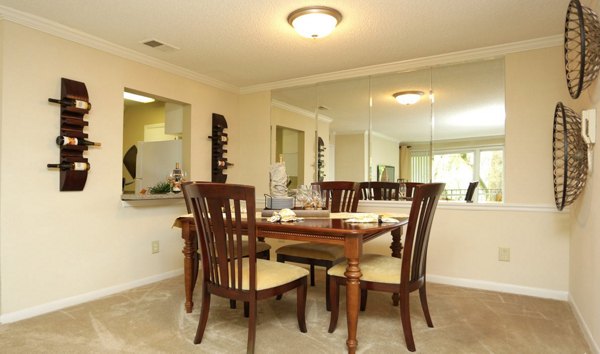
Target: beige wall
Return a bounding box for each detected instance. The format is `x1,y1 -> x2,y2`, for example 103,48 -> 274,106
1,19 -> 597,351
0,21 -> 237,316
235,92 -> 271,195
371,134 -> 399,182
504,46 -> 579,204
334,133 -> 368,181
568,1 -> 600,351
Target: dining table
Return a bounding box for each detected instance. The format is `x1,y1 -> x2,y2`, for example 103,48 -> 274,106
173,212 -> 408,353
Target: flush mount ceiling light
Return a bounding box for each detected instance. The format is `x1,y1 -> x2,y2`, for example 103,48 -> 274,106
123,92 -> 155,103
287,6 -> 342,38
393,91 -> 424,105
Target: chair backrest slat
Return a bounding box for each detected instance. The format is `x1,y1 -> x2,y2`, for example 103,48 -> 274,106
465,181 -> 479,202
183,183 -> 257,293
359,181 -> 400,200
313,181 -> 361,212
404,182 -> 423,199
401,183 -> 445,285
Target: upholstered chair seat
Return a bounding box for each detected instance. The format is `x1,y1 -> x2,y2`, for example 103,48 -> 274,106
237,259 -> 309,290
328,254 -> 402,284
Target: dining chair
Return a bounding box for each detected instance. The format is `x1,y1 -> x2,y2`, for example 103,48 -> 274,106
183,183 -> 308,354
403,182 -> 423,199
327,183 -> 445,352
275,181 -> 361,310
360,181 -> 400,200
465,181 -> 479,202
182,181 -> 272,313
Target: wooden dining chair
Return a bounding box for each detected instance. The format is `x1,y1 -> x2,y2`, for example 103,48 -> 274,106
360,181 -> 400,200
183,183 -> 308,354
465,181 -> 479,202
327,183 -> 445,352
403,182 -> 423,199
182,181 -> 272,313
276,181 -> 360,310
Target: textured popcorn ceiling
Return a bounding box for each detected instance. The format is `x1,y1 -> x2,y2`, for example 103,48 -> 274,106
0,0 -> 567,88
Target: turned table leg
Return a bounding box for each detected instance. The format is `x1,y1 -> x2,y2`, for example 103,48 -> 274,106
182,221 -> 196,313
344,237 -> 362,354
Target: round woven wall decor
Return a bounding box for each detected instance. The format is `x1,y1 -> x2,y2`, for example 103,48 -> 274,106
553,102 -> 588,210
564,0 -> 600,99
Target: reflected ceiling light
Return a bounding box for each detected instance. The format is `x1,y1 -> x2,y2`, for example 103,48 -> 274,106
287,6 -> 342,39
393,91 -> 424,105
124,92 -> 155,103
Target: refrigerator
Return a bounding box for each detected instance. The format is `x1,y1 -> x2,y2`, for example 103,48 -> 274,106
135,139 -> 183,194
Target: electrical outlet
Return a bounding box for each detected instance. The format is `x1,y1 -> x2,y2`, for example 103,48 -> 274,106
498,247 -> 510,262
152,240 -> 160,254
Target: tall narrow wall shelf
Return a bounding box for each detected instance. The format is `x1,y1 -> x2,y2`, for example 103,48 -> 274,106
209,113 -> 232,182
317,137 -> 326,182
47,78 -> 96,191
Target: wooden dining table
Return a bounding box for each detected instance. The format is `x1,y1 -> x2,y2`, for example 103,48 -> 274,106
173,212 -> 408,353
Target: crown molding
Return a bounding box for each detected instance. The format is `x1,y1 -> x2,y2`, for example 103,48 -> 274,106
371,131 -> 400,143
240,35 -> 563,94
271,99 -> 333,123
0,5 -> 239,93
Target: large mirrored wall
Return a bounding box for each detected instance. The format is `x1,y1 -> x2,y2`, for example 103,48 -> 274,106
271,58 -> 505,202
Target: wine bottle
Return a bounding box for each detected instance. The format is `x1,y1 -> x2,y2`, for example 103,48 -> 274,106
172,162 -> 183,180
47,162 -> 90,171
56,136 -> 101,146
208,134 -> 228,143
48,98 -> 92,111
217,160 -> 234,168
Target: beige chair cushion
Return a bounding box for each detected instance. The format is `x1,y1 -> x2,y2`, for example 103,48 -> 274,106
327,254 -> 402,284
234,259 -> 309,290
276,243 -> 345,261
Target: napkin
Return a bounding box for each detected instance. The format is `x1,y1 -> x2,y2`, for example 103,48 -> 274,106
345,213 -> 399,223
268,208 -> 304,223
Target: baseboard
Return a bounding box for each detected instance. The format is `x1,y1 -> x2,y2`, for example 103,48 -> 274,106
0,269 -> 183,324
568,294 -> 600,354
427,274 -> 568,300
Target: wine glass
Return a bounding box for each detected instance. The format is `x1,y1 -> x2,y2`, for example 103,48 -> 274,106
311,184 -> 323,209
399,183 -> 406,200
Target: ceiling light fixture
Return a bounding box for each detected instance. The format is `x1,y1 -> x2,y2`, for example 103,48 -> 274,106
393,91 -> 424,105
123,92 -> 155,103
287,6 -> 342,39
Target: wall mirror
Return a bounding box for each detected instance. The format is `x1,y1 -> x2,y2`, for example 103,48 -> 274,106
271,57 -> 505,203
122,89 -> 190,195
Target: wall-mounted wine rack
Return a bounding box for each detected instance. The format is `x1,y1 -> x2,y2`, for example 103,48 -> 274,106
209,113 -> 232,183
317,136 -> 326,182
47,78 -> 98,191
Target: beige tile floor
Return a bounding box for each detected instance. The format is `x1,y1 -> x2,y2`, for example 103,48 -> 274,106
0,272 -> 591,353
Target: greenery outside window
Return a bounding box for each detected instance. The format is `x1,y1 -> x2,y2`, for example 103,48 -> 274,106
426,146 -> 503,202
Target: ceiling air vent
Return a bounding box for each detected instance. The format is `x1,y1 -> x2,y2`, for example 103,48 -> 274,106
140,38 -> 179,52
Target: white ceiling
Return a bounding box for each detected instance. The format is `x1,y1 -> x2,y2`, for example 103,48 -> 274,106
0,0 -> 568,90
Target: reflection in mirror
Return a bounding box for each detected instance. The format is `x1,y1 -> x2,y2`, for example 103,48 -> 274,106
431,59 -> 505,202
271,84 -> 317,188
370,69 -> 432,184
122,90 -> 189,195
317,77 -> 370,182
275,126 -> 304,189
270,58 -> 505,203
